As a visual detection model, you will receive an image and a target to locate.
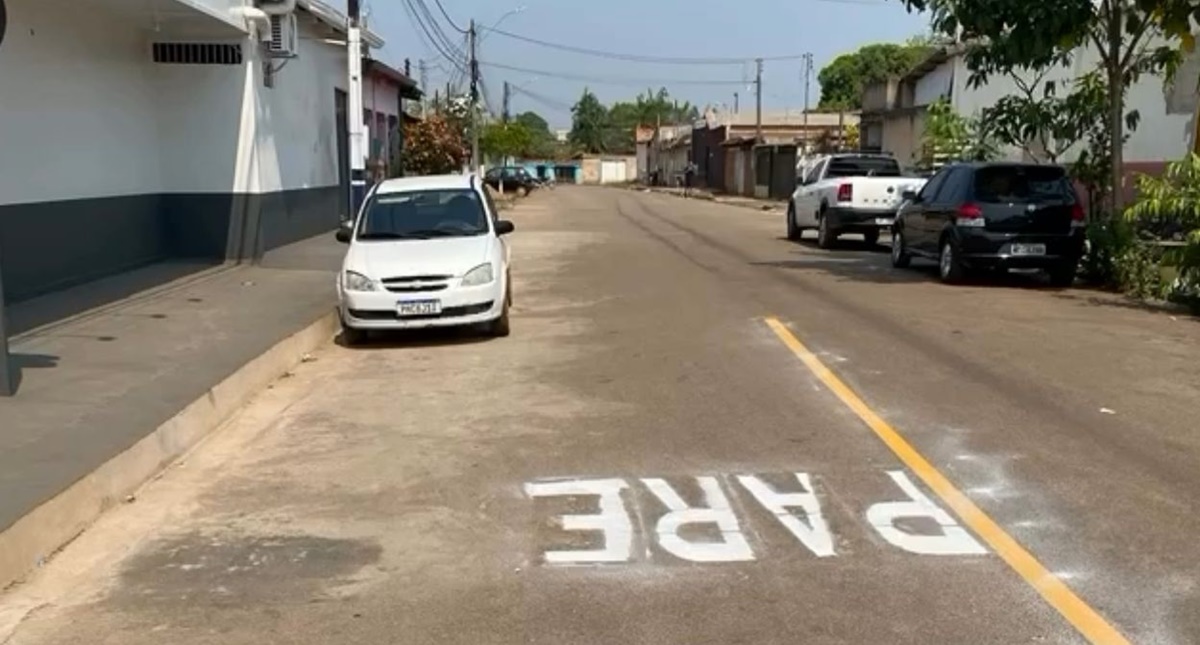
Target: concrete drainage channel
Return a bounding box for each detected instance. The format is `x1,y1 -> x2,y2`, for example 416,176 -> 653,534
0,311 -> 339,591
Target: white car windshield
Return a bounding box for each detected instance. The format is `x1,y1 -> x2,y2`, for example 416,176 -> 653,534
356,189 -> 489,240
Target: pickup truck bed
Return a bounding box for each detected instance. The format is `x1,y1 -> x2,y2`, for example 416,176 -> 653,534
789,155 -> 927,248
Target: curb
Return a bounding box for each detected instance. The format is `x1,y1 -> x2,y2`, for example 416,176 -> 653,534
0,311 -> 339,591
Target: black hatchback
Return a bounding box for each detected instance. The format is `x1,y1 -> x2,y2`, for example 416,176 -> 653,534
891,162 -> 1086,285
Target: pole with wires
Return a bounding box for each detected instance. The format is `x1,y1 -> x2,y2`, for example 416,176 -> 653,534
802,53 -> 812,155
754,58 -> 763,142
502,81 -> 510,123
347,0 -> 367,219
419,59 -> 429,117
469,19 -> 481,174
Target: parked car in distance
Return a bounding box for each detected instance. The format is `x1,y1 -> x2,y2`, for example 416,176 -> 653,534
484,166 -> 538,195
788,153 -> 928,249
890,162 -> 1086,285
335,174 -> 515,344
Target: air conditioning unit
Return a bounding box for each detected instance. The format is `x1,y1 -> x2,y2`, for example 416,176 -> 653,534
264,13 -> 297,57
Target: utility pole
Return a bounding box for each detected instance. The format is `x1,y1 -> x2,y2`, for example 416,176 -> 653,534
754,58 -> 763,142
419,59 -> 429,117
468,19 -> 481,174
734,92 -> 739,114
802,53 -> 813,155
502,81 -> 510,123
347,0 -> 366,219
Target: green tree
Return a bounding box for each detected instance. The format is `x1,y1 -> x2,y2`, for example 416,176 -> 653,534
569,89 -> 610,154
514,111 -> 552,138
919,98 -> 997,169
481,122 -> 534,161
607,88 -> 699,153
896,0 -> 1188,216
513,111 -> 557,158
817,42 -> 933,109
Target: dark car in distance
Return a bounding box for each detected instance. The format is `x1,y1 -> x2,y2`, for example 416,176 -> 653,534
890,162 -> 1086,286
484,166 -> 538,196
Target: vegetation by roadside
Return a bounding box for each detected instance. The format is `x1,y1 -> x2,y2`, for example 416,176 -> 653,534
897,0 -> 1200,313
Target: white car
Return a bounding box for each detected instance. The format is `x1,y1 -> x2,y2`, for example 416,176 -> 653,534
335,174 -> 515,344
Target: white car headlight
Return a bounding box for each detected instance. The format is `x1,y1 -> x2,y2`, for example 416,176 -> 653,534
343,270 -> 379,292
461,263 -> 495,286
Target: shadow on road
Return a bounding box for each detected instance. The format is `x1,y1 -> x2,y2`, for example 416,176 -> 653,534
336,327 -> 496,350
1051,290 -> 1198,318
764,239 -> 1073,292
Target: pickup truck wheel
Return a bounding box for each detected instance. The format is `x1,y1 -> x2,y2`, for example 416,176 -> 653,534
786,204 -> 801,241
863,229 -> 880,246
891,229 -> 912,268
817,213 -> 837,249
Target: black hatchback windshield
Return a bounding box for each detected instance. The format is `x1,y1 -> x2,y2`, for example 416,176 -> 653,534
357,189 -> 489,240
973,166 -> 1076,204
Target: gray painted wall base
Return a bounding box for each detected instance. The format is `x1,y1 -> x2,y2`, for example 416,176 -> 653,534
0,256 -> 11,397
0,185 -> 342,303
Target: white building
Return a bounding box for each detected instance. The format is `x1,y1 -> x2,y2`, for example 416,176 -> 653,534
0,0 -> 400,302
860,41 -> 1200,178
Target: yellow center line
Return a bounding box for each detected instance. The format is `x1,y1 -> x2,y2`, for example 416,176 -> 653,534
763,316 -> 1129,645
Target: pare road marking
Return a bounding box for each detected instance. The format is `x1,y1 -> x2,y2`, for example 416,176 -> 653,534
524,471 -> 986,565
763,317 -> 1129,645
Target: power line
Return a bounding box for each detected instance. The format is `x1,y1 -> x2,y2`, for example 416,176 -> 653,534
430,0 -> 467,34
510,85 -> 574,113
411,0 -> 466,55
481,27 -> 813,65
480,60 -> 753,87
401,0 -> 466,71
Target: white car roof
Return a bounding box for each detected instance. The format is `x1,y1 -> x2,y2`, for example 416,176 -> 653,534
373,174 -> 478,195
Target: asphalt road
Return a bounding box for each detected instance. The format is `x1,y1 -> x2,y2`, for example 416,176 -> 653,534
4,186 -> 1200,644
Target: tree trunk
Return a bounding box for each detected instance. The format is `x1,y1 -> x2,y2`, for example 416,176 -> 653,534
1106,3 -> 1124,219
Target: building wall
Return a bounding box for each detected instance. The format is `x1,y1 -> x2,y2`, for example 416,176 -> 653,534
0,0 -> 354,301
0,0 -> 169,299
932,47 -> 1198,166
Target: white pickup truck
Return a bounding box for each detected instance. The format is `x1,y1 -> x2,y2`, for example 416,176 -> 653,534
787,154 -> 927,248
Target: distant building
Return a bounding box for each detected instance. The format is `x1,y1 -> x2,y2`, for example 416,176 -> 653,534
554,129 -> 570,143
362,57 -> 423,179
690,109 -> 860,193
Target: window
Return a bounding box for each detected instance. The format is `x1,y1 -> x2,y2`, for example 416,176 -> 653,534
917,167 -> 950,202
805,160 -> 825,185
972,165 -> 1076,204
356,189 -> 489,239
938,167 -> 968,202
825,156 -> 901,178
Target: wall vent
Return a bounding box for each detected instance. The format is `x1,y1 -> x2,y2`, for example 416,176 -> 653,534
152,43 -> 243,65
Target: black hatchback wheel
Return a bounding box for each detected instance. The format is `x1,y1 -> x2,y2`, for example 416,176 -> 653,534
891,229 -> 912,268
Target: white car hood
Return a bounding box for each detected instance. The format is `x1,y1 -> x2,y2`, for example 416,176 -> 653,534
346,236 -> 492,279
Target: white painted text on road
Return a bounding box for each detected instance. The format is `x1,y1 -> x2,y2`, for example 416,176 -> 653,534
525,471 -> 987,564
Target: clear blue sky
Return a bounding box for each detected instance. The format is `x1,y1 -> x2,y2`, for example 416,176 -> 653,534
348,0 -> 930,128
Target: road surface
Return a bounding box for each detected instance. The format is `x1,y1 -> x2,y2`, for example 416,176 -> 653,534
4,187 -> 1200,644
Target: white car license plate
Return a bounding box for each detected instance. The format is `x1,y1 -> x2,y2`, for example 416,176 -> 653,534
874,217 -> 893,226
1010,243 -> 1046,256
397,300 -> 442,316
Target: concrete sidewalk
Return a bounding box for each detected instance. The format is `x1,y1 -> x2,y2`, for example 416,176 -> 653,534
0,232 -> 342,567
